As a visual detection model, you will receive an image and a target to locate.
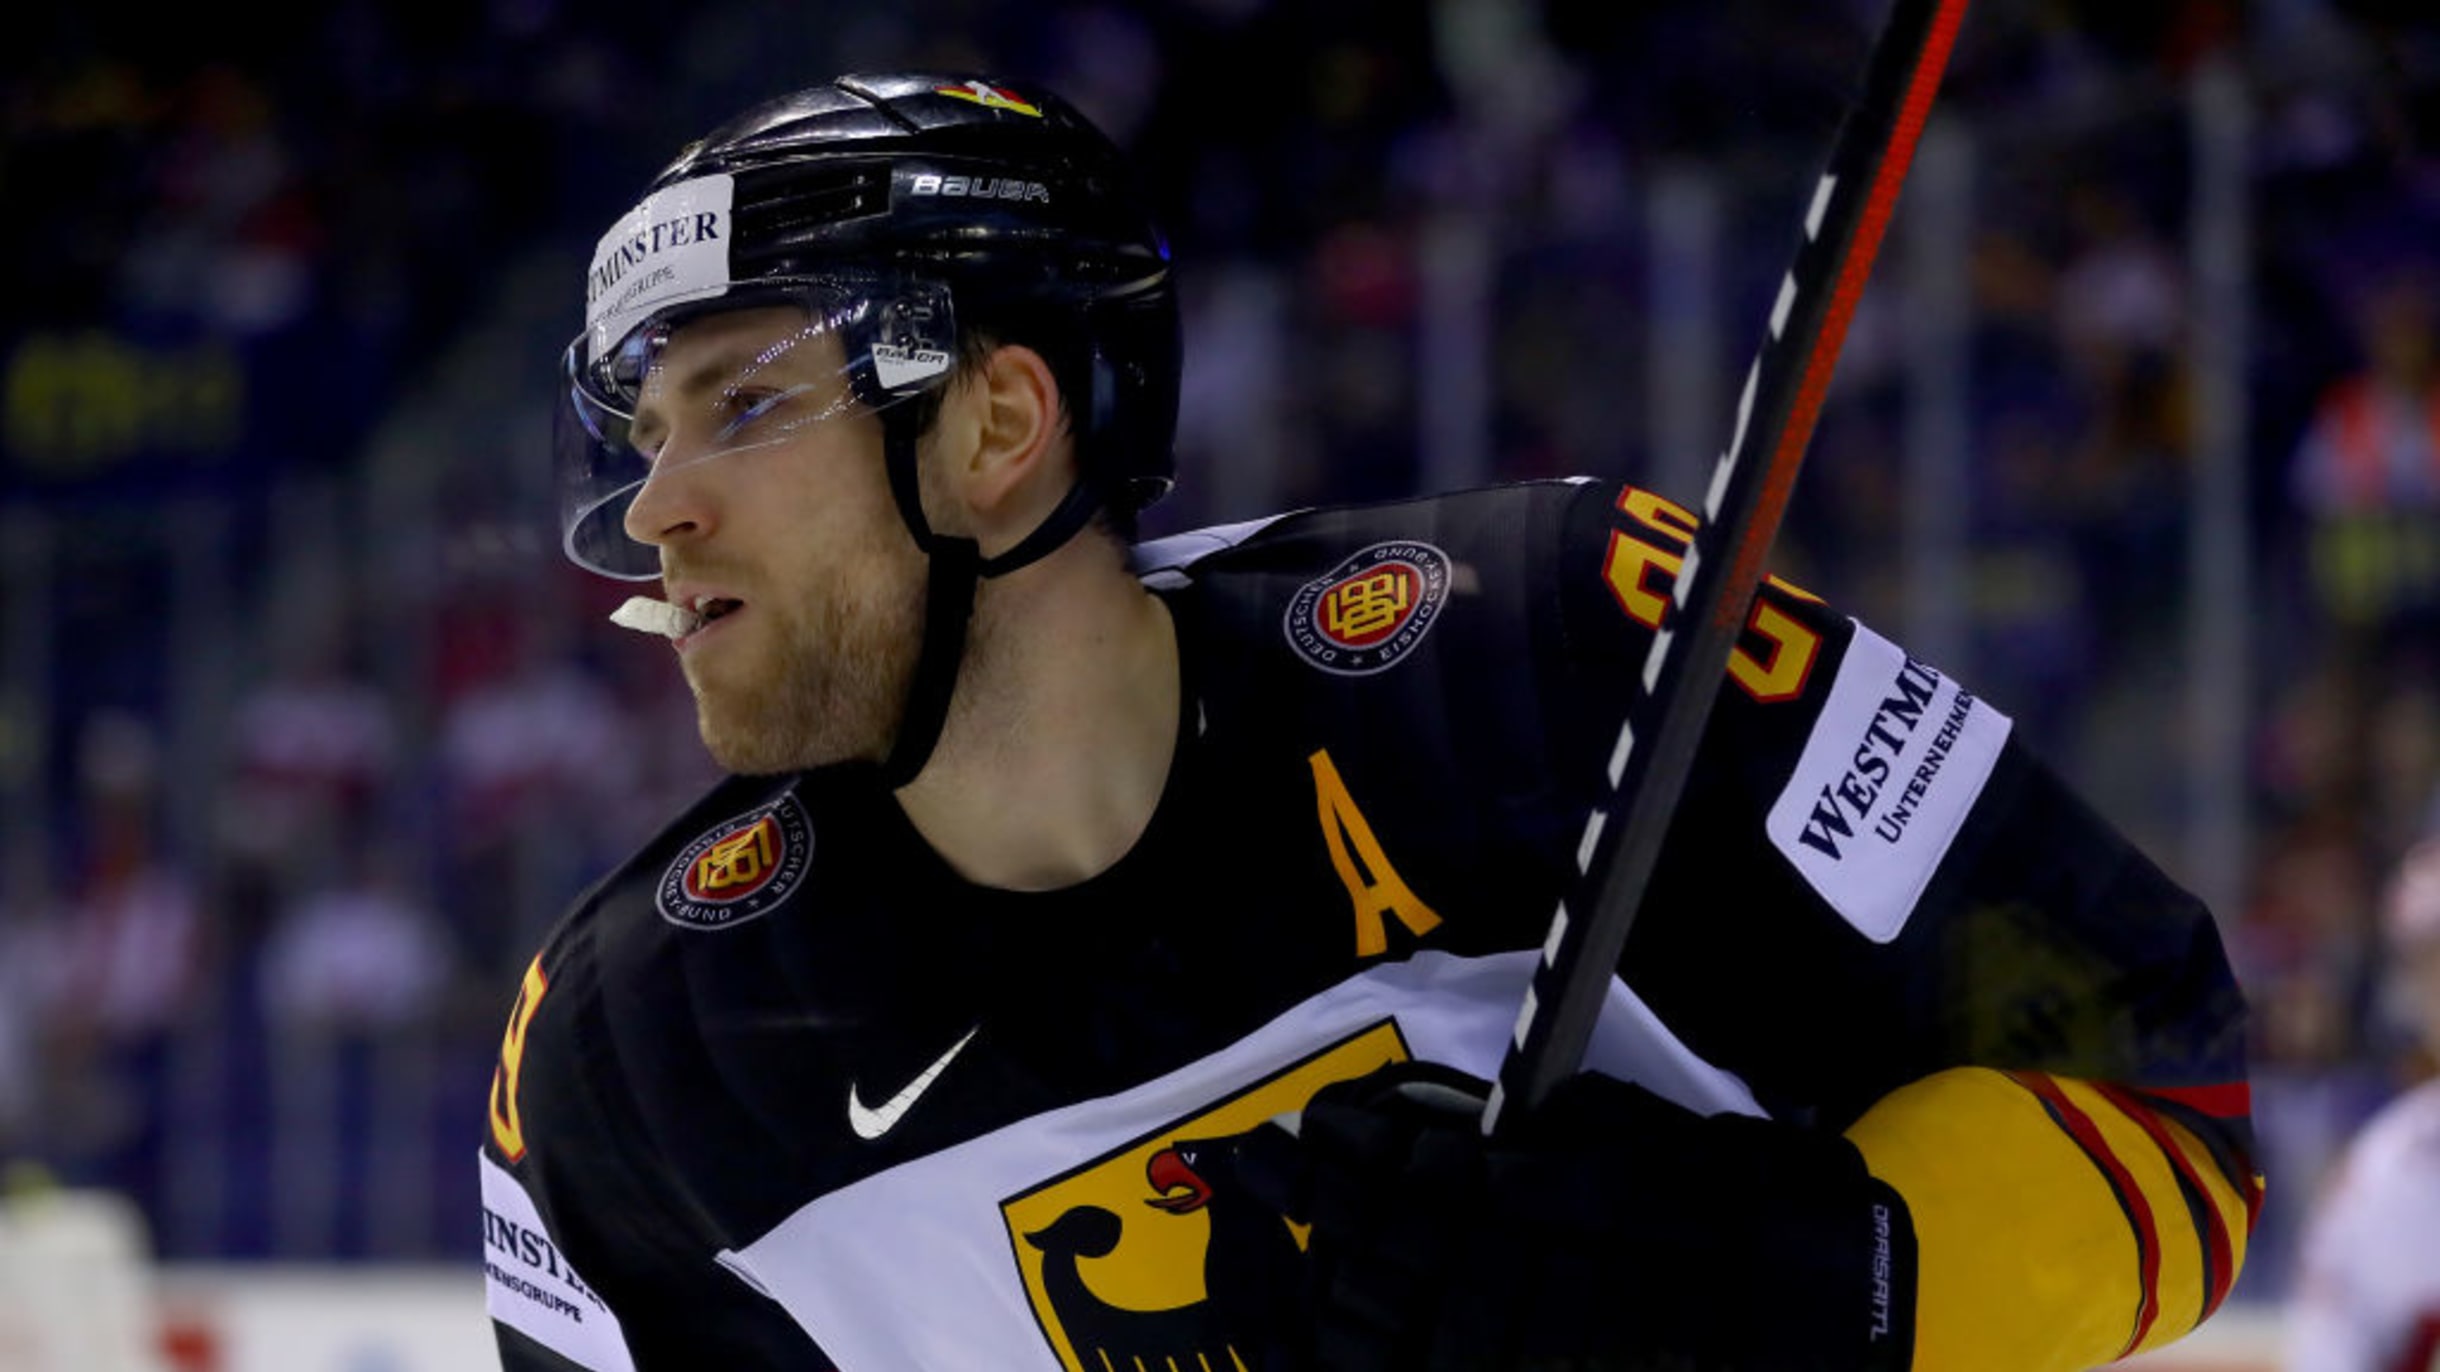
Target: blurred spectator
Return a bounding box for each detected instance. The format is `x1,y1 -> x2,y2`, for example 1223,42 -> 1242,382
1968,410 -> 2100,744
438,613 -> 639,962
2285,837 -> 2440,1370
2053,183 -> 2191,677
223,624 -> 398,875
440,621 -> 634,835
1171,260 -> 1293,526
1299,219 -> 1422,504
117,65 -> 318,337
2365,662 -> 2440,860
2233,801 -> 2394,1298
38,714 -> 202,1224
48,716 -> 201,1043
2054,183 -> 2186,367
258,837 -> 451,1033
2287,270 -> 2440,629
2245,811 -> 2378,1071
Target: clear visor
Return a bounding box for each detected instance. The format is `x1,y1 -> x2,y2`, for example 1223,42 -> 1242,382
555,278 -> 958,579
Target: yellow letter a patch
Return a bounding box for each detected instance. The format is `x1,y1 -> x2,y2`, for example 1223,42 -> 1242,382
1309,749 -> 1443,956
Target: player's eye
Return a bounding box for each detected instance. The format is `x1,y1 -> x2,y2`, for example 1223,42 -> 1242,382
625,417 -> 666,464
714,383 -> 815,442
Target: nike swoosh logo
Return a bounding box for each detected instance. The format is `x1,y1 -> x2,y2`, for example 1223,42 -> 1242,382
847,1026 -> 979,1141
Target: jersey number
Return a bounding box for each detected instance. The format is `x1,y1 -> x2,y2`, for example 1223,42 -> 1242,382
489,955 -> 549,1162
1601,485 -> 1823,703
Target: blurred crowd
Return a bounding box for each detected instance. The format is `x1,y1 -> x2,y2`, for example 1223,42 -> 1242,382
0,0 -> 2437,1302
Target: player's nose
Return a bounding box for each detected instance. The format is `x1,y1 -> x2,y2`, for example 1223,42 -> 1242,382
622,447 -> 715,552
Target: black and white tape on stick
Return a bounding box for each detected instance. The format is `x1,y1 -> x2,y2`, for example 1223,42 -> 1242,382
1484,0 -> 1971,1136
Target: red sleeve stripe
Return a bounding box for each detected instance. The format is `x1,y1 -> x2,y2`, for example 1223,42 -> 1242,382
2008,1071 -> 2162,1357
2137,1082 -> 2252,1120
2134,1093 -> 2266,1234
2096,1083 -> 2238,1325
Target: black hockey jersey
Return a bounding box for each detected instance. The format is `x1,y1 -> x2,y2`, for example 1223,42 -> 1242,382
482,478 -> 2258,1371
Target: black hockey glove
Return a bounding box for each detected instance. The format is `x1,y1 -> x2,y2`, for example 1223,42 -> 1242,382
1216,1061 -> 1917,1372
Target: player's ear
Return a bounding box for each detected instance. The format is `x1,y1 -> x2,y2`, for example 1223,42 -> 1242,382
954,343 -> 1067,538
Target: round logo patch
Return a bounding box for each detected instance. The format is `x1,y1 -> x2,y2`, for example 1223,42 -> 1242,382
657,793 -> 814,930
1283,541 -> 1453,676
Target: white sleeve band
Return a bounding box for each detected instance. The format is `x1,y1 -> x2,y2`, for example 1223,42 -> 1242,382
481,1152 -> 637,1372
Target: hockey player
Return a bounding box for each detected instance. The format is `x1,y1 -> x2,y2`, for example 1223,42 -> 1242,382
2288,839 -> 2440,1372
485,73 -> 2261,1371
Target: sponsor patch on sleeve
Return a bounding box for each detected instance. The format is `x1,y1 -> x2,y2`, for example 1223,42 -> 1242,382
1764,622 -> 2010,943
481,1152 -> 636,1372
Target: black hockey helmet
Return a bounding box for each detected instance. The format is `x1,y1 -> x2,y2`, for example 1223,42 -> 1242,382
558,73 -> 1180,785
557,72 -> 1180,580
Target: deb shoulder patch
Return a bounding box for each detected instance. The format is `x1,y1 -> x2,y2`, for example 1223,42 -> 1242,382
1283,540 -> 1452,676
658,792 -> 814,931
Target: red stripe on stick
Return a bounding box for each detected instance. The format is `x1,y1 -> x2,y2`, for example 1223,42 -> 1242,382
2009,1071 -> 2164,1358
1492,0 -> 1976,1130
1720,0 -> 1973,626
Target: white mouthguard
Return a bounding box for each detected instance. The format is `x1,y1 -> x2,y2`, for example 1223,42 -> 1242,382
610,596 -> 704,640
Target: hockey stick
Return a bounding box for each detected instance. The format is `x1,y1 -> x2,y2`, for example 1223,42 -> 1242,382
1484,0 -> 1972,1133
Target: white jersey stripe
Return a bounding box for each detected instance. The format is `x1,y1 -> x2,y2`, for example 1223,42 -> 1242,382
717,950 -> 1759,1370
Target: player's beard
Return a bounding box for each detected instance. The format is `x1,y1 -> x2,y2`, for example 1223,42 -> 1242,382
682,549 -> 927,776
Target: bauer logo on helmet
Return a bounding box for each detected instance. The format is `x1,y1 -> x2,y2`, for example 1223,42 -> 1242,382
907,172 -> 1052,204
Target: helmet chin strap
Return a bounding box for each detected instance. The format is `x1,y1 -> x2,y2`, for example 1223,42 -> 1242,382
875,409 -> 1106,788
